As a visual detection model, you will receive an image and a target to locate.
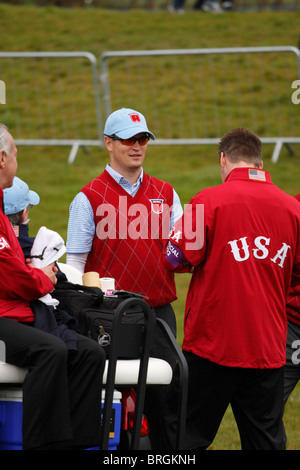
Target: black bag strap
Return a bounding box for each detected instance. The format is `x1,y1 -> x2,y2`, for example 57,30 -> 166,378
113,290 -> 148,300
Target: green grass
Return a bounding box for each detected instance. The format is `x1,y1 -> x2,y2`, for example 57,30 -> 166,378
0,3 -> 299,450
1,0 -> 299,9
0,4 -> 299,53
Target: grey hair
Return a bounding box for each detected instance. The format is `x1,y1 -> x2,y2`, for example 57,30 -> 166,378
0,124 -> 11,156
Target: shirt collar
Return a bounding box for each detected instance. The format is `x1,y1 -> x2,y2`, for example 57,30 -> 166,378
225,167 -> 271,184
105,163 -> 143,188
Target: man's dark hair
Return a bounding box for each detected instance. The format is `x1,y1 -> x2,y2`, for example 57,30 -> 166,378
219,128 -> 262,168
7,211 -> 23,225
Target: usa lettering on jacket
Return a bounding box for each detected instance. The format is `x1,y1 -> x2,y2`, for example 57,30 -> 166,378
0,237 -> 10,250
228,236 -> 290,268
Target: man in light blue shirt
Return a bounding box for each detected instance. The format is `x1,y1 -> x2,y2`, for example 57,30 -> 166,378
67,164 -> 182,271
66,107 -> 183,449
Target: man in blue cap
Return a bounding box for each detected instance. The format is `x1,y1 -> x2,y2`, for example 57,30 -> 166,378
67,108 -> 182,327
66,107 -> 183,448
4,176 -> 40,216
4,176 -> 40,258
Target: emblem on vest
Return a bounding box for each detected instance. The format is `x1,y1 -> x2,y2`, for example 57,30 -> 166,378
149,199 -> 164,214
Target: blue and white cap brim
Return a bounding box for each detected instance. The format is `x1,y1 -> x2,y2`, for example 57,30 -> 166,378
116,126 -> 155,140
28,190 -> 40,207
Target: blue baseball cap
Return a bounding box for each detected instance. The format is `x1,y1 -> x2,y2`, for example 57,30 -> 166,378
104,108 -> 155,140
4,177 -> 40,215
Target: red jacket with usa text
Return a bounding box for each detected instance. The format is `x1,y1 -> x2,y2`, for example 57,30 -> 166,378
0,189 -> 54,322
164,168 -> 300,369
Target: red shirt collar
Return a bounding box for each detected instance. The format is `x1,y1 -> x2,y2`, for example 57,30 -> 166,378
225,167 -> 271,183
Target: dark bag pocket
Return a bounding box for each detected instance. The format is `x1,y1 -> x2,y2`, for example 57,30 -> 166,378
80,296 -> 151,359
52,281 -> 103,318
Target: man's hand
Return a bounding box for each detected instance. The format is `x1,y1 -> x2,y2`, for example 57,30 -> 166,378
41,263 -> 58,285
26,258 -> 58,286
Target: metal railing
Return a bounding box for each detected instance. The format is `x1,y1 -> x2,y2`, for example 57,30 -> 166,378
100,46 -> 300,162
0,47 -> 299,163
0,51 -> 103,163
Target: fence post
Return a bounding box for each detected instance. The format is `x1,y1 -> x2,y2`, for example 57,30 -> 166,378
0,51 -> 104,163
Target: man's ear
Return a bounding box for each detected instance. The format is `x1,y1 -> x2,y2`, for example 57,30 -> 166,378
104,136 -> 113,152
0,150 -> 6,168
220,151 -> 227,168
259,160 -> 263,169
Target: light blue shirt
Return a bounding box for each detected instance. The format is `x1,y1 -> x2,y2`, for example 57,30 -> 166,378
66,164 -> 183,253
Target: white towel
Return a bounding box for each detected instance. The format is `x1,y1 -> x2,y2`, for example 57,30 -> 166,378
31,226 -> 66,267
30,226 -> 66,306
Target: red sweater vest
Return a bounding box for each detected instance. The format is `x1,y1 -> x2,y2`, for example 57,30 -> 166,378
81,170 -> 177,307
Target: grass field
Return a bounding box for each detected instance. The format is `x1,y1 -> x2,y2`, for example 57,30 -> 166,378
0,3 -> 299,450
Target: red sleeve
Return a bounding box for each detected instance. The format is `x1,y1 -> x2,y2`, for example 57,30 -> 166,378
0,232 -> 54,301
164,195 -> 206,271
163,240 -> 192,272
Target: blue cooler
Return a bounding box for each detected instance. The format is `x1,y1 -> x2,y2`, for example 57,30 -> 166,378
88,390 -> 122,450
0,388 -> 23,450
102,390 -> 122,450
0,388 -> 122,451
